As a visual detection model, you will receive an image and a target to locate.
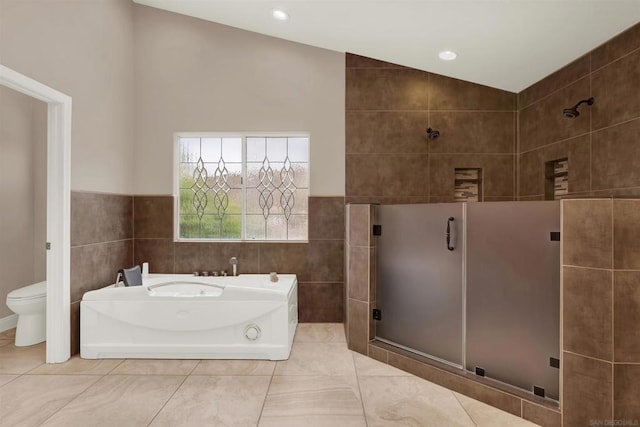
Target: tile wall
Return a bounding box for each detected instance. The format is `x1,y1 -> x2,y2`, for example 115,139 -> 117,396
345,204 -> 375,354
133,196 -> 345,324
562,199 -> 640,425
345,53 -> 516,204
518,23 -> 640,199
70,192 -> 134,354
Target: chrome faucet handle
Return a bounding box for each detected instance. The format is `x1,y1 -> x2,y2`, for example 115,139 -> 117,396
229,257 -> 238,276
115,272 -> 124,287
201,271 -> 210,277
211,271 -> 219,277
220,270 -> 228,277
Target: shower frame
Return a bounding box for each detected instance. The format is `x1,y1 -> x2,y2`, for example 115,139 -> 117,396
344,202 -> 562,424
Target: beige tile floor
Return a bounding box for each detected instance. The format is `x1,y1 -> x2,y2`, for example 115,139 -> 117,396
0,324 -> 539,426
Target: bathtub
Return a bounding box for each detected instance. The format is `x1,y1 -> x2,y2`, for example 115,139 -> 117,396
80,274 -> 298,360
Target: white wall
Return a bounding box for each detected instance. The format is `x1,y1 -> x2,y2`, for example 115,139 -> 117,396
133,5 -> 345,196
0,87 -> 47,317
0,0 -> 345,197
0,0 -> 135,194
32,95 -> 47,287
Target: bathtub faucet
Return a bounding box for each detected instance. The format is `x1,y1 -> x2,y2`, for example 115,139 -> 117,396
229,257 -> 238,276
114,272 -> 124,287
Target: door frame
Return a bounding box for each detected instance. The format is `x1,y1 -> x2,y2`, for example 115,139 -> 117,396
0,65 -> 71,363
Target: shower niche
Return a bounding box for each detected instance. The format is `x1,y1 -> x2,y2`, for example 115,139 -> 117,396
374,201 -> 560,401
545,158 -> 568,200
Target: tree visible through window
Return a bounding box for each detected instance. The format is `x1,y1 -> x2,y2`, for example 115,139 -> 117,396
176,134 -> 309,241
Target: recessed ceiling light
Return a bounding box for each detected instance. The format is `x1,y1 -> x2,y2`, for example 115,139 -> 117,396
439,50 -> 457,61
272,9 -> 289,21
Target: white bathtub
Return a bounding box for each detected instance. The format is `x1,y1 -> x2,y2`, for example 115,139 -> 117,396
80,274 -> 298,360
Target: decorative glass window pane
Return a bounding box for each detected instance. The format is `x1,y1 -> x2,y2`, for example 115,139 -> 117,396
287,215 -> 309,240
266,138 -> 287,162
177,134 -> 309,241
200,138 -> 221,162
266,215 -> 288,240
177,136 -> 242,239
245,136 -> 309,240
246,214 -> 267,240
246,137 -> 266,162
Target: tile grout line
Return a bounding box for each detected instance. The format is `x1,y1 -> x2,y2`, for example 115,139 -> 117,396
563,349 -> 615,365
590,44 -> 640,75
146,374 -> 190,426
611,199 -> 615,421
71,238 -> 133,249
518,114 -> 640,157
562,264 -> 618,272
352,352 -> 370,427
519,75 -> 591,112
256,362 -> 276,425
589,60 -> 593,195
106,358 -> 126,374
522,43 -> 640,112
0,372 -> 22,388
132,197 -> 136,263
37,369 -> 111,425
518,131 -> 592,156
346,109 -> 515,113
521,399 -> 523,418
452,390 -> 479,427
347,152 -> 514,156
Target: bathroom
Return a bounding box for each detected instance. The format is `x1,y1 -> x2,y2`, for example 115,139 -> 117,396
1,0 -> 639,425
0,85 -> 47,345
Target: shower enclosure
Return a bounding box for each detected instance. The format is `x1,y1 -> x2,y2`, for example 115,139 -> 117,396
374,201 -> 560,400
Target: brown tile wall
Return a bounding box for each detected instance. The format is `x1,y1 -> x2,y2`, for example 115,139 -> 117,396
345,53 -> 516,204
132,195 -> 345,324
612,199 -> 640,424
345,204 -> 375,354
561,198 -> 640,425
518,22 -> 640,199
70,191 -> 134,354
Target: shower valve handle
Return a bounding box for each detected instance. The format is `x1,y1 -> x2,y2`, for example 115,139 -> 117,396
446,217 -> 455,251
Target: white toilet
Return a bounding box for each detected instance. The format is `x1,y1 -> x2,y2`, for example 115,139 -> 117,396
5,281 -> 47,346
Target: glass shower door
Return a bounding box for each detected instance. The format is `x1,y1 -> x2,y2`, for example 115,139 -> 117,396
466,201 -> 560,400
375,203 -> 465,367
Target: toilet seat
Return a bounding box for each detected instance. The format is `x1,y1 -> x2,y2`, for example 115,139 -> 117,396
7,281 -> 46,301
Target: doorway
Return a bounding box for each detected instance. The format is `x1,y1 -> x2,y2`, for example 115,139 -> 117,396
0,65 -> 71,363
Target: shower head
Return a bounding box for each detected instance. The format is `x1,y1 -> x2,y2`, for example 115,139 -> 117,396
426,127 -> 440,140
563,97 -> 594,118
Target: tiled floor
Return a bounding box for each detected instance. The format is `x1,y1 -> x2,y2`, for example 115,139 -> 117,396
0,325 -> 539,426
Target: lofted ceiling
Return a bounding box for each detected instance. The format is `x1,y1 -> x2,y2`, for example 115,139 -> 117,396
133,0 -> 640,93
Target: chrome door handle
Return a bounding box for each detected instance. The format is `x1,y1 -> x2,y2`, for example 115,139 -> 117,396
446,217 -> 455,251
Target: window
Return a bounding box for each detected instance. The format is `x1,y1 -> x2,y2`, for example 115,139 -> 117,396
175,134 -> 309,241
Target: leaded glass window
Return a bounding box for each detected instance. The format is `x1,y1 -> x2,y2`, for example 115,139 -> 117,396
176,134 -> 309,241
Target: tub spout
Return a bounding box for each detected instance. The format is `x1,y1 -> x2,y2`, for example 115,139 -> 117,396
229,257 -> 238,276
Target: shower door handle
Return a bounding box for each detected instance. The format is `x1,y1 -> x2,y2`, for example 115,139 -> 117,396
446,217 -> 455,251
